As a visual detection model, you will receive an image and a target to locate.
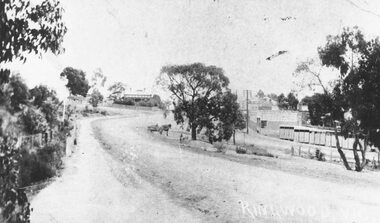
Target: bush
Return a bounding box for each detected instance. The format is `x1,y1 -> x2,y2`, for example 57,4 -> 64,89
114,98 -> 135,106
315,149 -> 326,161
20,107 -> 48,134
88,89 -> 103,107
137,100 -> 154,107
236,146 -> 247,154
213,141 -> 227,153
100,110 -> 108,116
18,143 -> 64,187
244,144 -> 276,158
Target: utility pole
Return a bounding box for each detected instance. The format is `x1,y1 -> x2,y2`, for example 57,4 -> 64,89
243,90 -> 251,134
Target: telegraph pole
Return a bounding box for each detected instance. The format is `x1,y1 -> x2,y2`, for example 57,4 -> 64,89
243,90 -> 251,134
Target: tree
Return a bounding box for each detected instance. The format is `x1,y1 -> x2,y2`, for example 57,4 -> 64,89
256,89 -> 265,98
108,82 -> 127,100
277,93 -> 288,110
20,107 -> 49,134
158,63 -> 229,140
286,92 -> 299,110
277,92 -> 299,111
91,68 -> 107,88
301,27 -> 380,171
0,0 -> 67,83
88,89 -> 104,108
218,91 -> 246,144
29,85 -> 58,108
0,1 -> 66,221
60,67 -> 90,97
301,93 -> 334,126
266,93 -> 278,101
29,85 -> 61,127
293,58 -> 329,94
7,74 -> 30,113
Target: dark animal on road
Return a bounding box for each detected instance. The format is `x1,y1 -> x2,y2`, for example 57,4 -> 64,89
159,124 -> 171,136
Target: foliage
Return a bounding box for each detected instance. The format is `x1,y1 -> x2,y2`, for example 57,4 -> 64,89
29,85 -> 58,108
236,146 -> 247,154
293,58 -> 329,94
277,93 -> 287,110
315,149 -> 326,161
277,92 -> 299,110
158,63 -> 229,140
0,0 -> 67,84
20,107 -> 49,134
7,74 -> 30,114
91,68 -> 107,88
114,98 -> 135,106
213,141 -> 227,153
216,91 -> 246,143
108,82 -> 127,100
286,92 -> 299,110
88,89 -> 104,108
18,143 -> 64,188
0,1 -> 67,221
266,93 -> 278,101
60,67 -> 90,97
0,136 -> 30,222
256,89 -> 265,98
0,0 -> 66,64
300,27 -> 380,171
29,85 -> 61,127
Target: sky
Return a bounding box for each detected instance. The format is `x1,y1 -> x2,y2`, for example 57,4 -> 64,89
8,0 -> 380,99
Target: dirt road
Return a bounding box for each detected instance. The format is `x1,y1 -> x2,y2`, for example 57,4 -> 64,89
30,116 -> 203,223
31,111 -> 380,222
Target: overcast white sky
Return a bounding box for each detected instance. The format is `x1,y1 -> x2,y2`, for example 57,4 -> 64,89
8,0 -> 380,99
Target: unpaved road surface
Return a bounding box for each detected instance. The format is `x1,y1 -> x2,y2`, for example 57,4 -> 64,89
31,111 -> 380,222
30,116 -> 202,223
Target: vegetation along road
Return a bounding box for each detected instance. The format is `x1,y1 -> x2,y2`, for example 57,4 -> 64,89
31,110 -> 380,222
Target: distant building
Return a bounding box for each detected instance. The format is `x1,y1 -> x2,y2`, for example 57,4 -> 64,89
121,88 -> 153,102
123,93 -> 153,101
251,105 -> 309,137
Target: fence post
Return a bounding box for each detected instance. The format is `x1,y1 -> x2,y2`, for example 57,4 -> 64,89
298,146 -> 301,156
291,146 -> 294,156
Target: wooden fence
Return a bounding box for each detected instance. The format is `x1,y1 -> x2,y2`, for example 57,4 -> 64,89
279,125 -> 368,150
16,130 -> 54,149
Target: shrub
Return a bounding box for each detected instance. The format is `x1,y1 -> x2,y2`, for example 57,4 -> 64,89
20,107 -> 48,134
137,100 -> 154,107
114,98 -> 135,106
315,149 -> 326,161
88,89 -> 103,107
18,143 -> 64,187
236,146 -> 247,154
0,136 -> 30,222
244,144 -> 276,158
100,110 -> 108,116
213,141 -> 227,153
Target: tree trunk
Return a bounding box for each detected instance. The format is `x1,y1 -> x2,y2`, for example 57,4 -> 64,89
191,125 -> 197,140
358,137 -> 368,170
334,129 -> 352,170
352,136 -> 362,171
233,130 -> 236,145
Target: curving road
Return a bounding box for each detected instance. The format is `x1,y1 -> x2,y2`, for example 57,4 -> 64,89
31,111 -> 380,222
